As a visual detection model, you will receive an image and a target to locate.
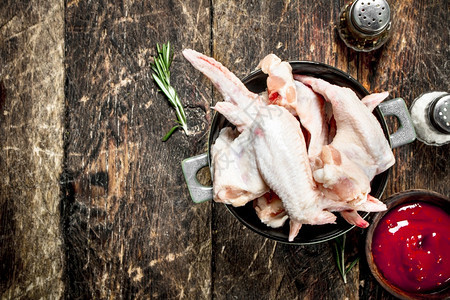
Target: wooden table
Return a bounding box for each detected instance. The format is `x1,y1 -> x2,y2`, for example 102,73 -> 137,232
0,0 -> 448,298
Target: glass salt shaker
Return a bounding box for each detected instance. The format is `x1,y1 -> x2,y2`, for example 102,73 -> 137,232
338,0 -> 392,52
410,92 -> 450,146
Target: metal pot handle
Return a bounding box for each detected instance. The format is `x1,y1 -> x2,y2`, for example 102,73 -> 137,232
378,98 -> 416,148
181,153 -> 213,203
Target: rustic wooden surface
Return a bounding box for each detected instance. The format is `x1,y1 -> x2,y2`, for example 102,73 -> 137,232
0,0 -> 64,298
0,0 -> 448,299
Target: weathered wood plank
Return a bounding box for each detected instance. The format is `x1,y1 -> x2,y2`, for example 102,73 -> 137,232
209,1 -> 449,299
358,1 -> 450,298
0,0 -> 65,298
209,1 -> 362,299
63,0 -> 212,298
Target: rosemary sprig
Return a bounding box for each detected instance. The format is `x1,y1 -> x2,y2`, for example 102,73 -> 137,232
151,42 -> 188,141
334,234 -> 360,284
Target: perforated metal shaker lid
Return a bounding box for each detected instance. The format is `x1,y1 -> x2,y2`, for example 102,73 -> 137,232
429,94 -> 450,134
350,0 -> 391,35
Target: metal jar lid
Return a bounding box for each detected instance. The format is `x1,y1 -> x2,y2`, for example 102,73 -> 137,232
350,0 -> 391,35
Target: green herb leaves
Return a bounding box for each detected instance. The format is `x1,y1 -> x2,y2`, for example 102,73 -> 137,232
334,234 -> 360,284
151,42 -> 188,141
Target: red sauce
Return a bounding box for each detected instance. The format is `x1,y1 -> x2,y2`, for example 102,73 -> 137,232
372,202 -> 450,293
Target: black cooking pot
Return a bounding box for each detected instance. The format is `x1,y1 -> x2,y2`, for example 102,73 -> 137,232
182,61 -> 416,245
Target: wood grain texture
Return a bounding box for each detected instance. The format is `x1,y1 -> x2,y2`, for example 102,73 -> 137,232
63,0 -> 212,298
0,0 -> 65,298
210,1 -> 360,299
357,1 -> 450,298
0,0 -> 448,298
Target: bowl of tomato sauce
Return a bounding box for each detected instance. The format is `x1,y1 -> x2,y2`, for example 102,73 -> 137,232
365,189 -> 450,299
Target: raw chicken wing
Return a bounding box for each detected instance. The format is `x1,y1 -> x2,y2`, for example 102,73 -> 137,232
184,50 -> 336,241
293,79 -> 329,159
258,54 -> 297,115
211,127 -> 269,206
297,75 -> 395,180
253,191 -> 289,228
296,75 -> 394,203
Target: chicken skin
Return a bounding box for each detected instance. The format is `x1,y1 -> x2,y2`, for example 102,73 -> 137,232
212,127 -> 268,206
183,49 -> 394,241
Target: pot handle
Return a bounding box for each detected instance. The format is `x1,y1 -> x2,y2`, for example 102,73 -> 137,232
378,98 -> 416,148
181,153 -> 213,203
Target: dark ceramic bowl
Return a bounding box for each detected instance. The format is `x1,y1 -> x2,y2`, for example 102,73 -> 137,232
365,189 -> 450,299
